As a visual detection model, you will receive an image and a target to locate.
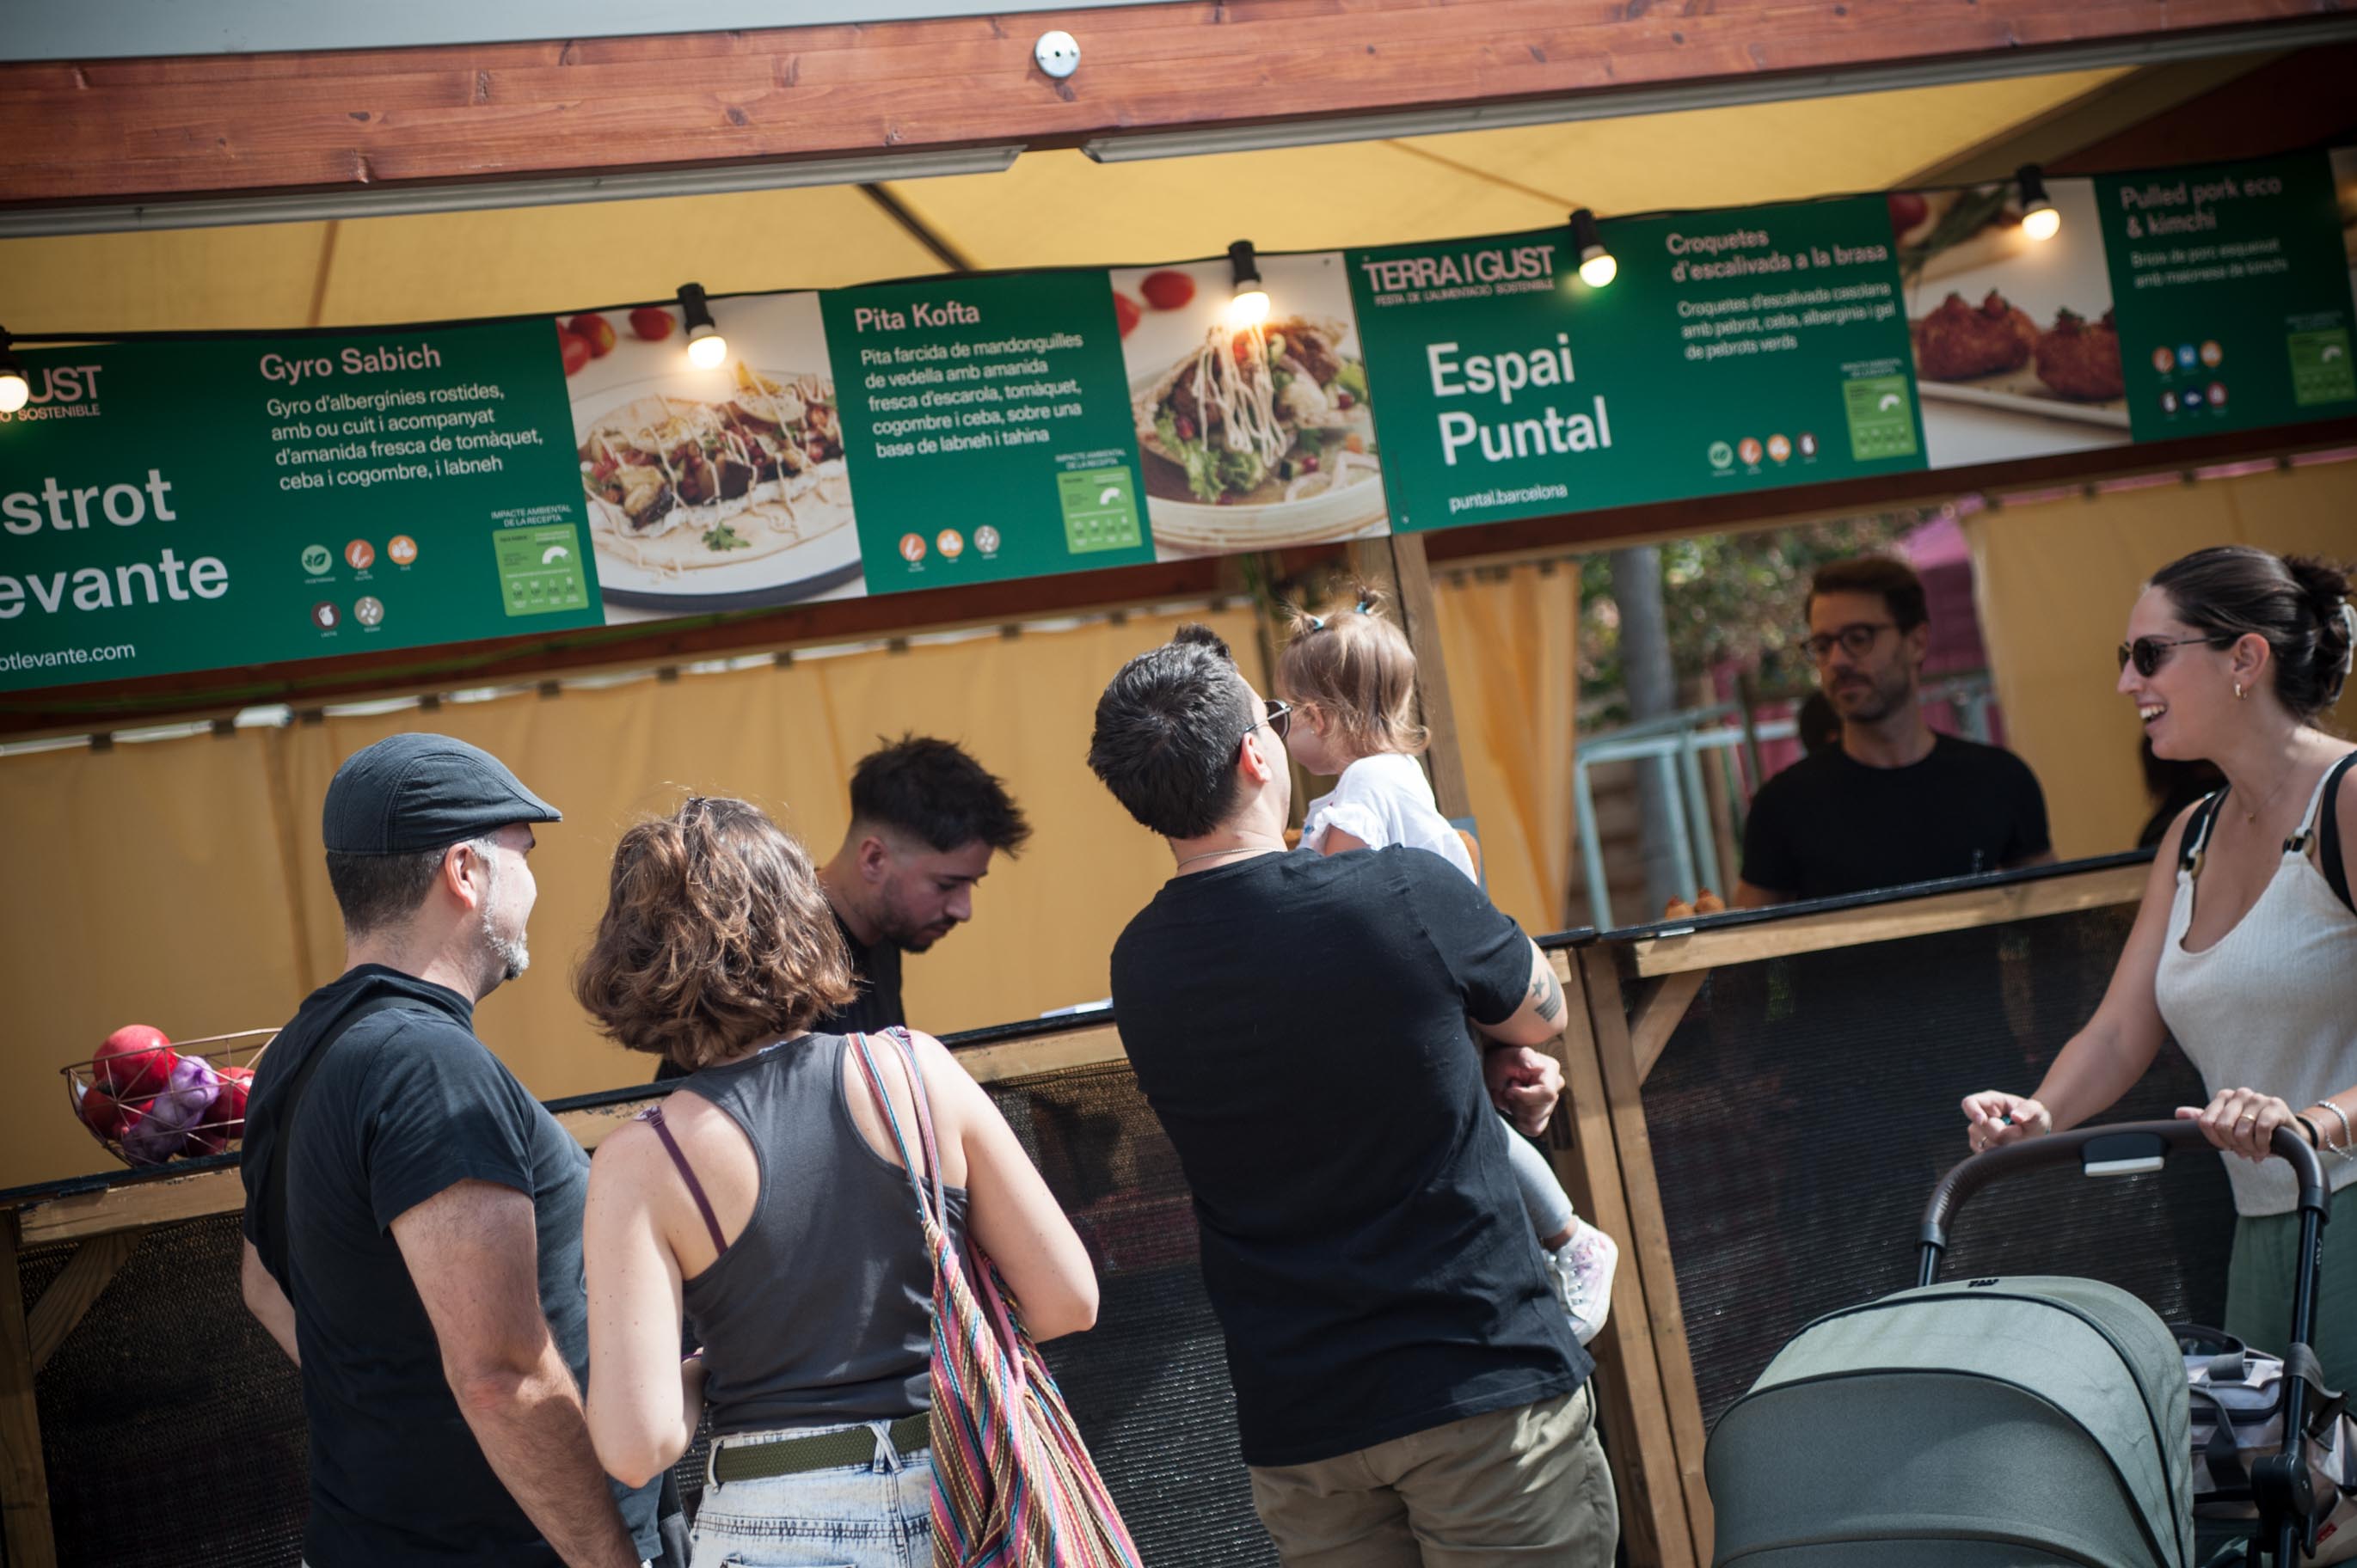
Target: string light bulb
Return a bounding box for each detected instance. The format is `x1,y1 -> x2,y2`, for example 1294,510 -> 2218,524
0,332 -> 27,415
2017,165 -> 2060,243
678,284 -> 728,369
1570,209 -> 1617,288
1226,240 -> 1271,328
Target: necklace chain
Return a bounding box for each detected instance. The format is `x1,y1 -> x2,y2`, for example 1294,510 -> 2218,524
1173,845 -> 1274,870
2236,756 -> 2305,824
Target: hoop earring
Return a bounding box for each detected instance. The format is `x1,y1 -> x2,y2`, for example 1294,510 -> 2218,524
2233,682 -> 2245,700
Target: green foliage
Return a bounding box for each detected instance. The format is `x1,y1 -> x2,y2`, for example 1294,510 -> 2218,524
1578,511 -> 1925,722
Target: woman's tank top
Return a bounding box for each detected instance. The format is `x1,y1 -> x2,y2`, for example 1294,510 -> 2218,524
672,1032 -> 968,1435
2154,761 -> 2357,1217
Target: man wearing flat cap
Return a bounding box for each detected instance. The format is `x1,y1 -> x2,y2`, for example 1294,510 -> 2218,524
239,733 -> 658,1568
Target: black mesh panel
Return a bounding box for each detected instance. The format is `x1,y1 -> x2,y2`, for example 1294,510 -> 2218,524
1636,903 -> 2235,1430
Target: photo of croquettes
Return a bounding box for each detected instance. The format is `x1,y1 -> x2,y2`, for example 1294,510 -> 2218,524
1912,290 -> 2038,381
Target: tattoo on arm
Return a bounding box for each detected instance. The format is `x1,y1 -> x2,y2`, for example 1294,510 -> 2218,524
1530,965 -> 1564,1024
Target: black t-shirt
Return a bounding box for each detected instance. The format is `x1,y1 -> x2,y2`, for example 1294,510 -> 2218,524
654,906 -> 903,1082
1740,733 -> 2052,902
241,966 -> 660,1566
1109,847 -> 1587,1467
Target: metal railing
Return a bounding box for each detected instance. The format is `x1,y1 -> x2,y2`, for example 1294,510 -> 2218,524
1574,676 -> 1996,928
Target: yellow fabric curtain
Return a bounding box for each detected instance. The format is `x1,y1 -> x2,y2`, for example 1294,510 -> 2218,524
1966,462 -> 2357,861
1431,561 -> 1581,936
0,604 -> 1266,1191
0,563 -> 1589,1194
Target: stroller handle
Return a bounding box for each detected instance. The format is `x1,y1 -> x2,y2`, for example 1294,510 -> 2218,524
1918,1118 -> 2329,1279
1923,1118 -> 2329,1254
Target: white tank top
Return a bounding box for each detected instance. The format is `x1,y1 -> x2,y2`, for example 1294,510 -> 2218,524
2153,760 -> 2357,1216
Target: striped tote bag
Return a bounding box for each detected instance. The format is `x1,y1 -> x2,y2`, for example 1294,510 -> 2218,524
849,1030 -> 1145,1568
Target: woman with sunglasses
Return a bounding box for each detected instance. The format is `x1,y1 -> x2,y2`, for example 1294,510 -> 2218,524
571,797 -> 1098,1567
1961,545 -> 2357,1381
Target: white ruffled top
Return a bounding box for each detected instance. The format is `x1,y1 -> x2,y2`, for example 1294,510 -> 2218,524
1302,752 -> 1476,882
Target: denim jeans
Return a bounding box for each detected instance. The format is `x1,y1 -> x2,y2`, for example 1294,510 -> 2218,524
690,1418 -> 934,1568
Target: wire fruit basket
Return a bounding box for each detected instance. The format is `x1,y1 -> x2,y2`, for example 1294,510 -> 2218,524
62,1026 -> 277,1168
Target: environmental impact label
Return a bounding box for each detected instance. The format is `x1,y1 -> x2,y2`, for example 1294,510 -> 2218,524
820,272 -> 1157,591
1347,195 -> 1926,534
2098,151 -> 2357,440
0,322 -> 602,693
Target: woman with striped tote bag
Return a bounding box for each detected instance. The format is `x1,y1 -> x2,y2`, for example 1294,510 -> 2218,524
851,1029 -> 1145,1567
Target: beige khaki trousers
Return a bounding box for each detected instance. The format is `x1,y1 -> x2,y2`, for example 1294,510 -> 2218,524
1247,1383 -> 1617,1566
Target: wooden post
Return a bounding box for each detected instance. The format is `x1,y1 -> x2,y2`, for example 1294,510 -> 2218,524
1581,946 -> 1716,1557
0,1211 -> 57,1568
1551,951 -> 1697,1568
1348,533 -> 1472,818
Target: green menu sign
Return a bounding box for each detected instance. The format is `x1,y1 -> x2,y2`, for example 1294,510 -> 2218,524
1347,195 -> 1926,533
2099,151 -> 2357,439
0,322 -> 601,692
819,273 -> 1156,591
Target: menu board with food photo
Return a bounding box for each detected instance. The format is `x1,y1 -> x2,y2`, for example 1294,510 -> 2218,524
2096,152 -> 2357,440
560,293 -> 865,620
1349,197 -> 1924,536
819,271 -> 1157,593
1891,177 -> 2131,469
1112,252 -> 1389,559
1,322 -> 604,694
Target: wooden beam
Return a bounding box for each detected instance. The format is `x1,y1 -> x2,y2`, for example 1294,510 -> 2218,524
1581,946 -> 1715,1557
14,1167 -> 243,1247
1627,861 -> 2147,977
26,1232 -> 138,1374
0,1214 -> 56,1568
1629,971 -> 1705,1084
0,3 -> 2332,209
1549,952 -> 1693,1568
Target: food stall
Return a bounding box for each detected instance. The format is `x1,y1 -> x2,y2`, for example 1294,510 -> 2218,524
4,5 -> 2357,1565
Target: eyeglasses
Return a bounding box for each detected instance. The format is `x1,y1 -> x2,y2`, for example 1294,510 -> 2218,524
2116,634 -> 2219,677
1242,698 -> 1292,747
1802,622 -> 1896,662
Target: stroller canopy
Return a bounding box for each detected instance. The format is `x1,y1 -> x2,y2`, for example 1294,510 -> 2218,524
1708,1276 -> 2194,1567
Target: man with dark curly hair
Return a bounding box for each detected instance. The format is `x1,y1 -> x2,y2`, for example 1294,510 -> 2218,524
238,732 -> 660,1568
653,737 -> 1028,1086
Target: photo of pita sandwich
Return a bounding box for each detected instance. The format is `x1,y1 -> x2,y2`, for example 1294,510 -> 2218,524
577,362 -> 855,578
1134,315 -> 1378,511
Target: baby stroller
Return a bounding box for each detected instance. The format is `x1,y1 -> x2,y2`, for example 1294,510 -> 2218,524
1707,1120 -> 2335,1566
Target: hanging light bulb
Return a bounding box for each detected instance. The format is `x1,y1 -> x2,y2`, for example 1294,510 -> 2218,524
1570,209 -> 1617,288
0,333 -> 27,415
1226,240 -> 1270,328
679,284 -> 729,369
2017,164 -> 2060,243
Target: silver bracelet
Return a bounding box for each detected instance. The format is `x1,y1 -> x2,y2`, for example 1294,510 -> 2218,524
2317,1100 -> 2357,1161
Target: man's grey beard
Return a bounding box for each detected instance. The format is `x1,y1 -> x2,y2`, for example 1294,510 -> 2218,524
477,846 -> 531,983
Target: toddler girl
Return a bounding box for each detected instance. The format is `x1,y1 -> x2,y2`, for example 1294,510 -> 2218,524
1278,586 -> 1618,1344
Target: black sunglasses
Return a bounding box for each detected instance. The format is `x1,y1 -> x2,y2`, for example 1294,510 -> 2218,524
1242,698 -> 1292,746
2116,634 -> 2220,677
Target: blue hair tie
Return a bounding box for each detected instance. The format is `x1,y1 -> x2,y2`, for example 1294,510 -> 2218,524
1304,614 -> 1326,631
1354,598 -> 1375,616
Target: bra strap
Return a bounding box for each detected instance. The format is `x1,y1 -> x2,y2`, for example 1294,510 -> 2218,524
639,1104 -> 729,1256
2180,788 -> 2226,881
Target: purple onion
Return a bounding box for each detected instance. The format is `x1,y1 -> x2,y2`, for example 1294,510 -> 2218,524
150,1056 -> 220,1130
120,1111 -> 188,1166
